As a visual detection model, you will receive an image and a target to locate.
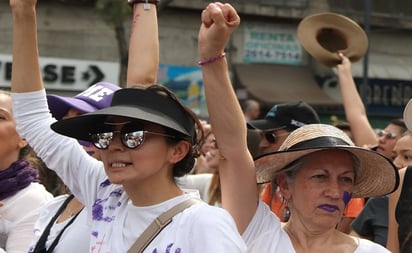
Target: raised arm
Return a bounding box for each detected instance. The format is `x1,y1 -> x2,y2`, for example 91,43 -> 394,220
198,3 -> 258,234
336,53 -> 378,147
10,0 -> 43,93
387,166 -> 406,253
126,2 -> 159,86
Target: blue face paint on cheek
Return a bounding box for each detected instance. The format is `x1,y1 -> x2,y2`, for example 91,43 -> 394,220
343,191 -> 352,207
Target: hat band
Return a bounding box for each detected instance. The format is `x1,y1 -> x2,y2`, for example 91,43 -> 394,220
285,136 -> 351,151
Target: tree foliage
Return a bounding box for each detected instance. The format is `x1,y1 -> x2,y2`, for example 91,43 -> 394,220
95,0 -> 132,86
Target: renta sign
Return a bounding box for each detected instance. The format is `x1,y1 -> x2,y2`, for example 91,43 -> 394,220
0,54 -> 119,91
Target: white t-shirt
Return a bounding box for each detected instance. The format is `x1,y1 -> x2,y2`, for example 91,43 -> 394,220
0,183 -> 52,253
27,194 -> 90,253
243,200 -> 390,253
176,173 -> 213,203
12,90 -> 246,253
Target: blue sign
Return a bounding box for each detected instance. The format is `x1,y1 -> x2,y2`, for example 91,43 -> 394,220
157,64 -> 208,117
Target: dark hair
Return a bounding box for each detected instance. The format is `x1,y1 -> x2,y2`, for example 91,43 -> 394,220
19,144 -> 66,196
143,85 -> 204,177
390,118 -> 407,134
333,121 -> 351,131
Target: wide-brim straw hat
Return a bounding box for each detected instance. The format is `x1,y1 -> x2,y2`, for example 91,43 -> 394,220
255,124 -> 398,198
404,99 -> 412,131
297,12 -> 368,67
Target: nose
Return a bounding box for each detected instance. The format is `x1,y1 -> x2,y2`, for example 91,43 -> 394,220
324,179 -> 342,199
393,156 -> 404,170
108,133 -> 125,151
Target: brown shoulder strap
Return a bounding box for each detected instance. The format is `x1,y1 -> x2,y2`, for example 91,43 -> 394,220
127,198 -> 199,253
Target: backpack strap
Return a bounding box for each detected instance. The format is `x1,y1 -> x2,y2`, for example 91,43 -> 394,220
127,198 -> 199,253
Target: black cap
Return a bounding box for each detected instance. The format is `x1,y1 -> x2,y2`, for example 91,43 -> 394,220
247,101 -> 320,131
51,87 -> 197,144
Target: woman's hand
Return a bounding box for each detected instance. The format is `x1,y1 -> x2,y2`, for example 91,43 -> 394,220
336,52 -> 352,76
198,2 -> 240,61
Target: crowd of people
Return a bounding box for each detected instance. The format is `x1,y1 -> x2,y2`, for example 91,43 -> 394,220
1,1 -> 412,253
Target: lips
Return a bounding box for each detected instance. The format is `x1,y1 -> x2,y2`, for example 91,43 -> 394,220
318,204 -> 339,213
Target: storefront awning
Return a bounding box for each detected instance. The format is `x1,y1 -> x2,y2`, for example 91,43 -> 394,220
234,63 -> 339,106
351,52 -> 412,80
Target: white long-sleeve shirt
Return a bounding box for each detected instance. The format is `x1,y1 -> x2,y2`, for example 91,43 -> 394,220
12,90 -> 246,253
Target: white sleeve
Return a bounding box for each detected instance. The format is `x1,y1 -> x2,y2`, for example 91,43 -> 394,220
11,90 -> 106,207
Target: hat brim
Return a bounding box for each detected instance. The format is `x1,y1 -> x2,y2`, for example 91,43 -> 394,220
247,119 -> 285,131
297,12 -> 368,67
404,99 -> 412,131
47,95 -> 97,120
255,146 -> 398,198
51,105 -> 192,142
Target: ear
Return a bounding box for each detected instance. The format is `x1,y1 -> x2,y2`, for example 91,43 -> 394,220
276,174 -> 292,200
169,140 -> 190,164
18,138 -> 28,149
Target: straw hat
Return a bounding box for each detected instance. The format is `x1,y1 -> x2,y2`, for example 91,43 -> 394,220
404,99 -> 412,131
297,12 -> 368,67
255,124 -> 398,198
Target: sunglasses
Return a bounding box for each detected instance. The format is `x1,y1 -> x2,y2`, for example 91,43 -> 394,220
262,131 -> 290,144
377,130 -> 397,140
90,122 -> 175,149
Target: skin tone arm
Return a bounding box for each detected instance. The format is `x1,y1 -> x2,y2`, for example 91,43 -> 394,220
10,0 -> 43,93
126,3 -> 159,86
11,0 -> 158,92
387,166 -> 407,253
336,53 -> 378,147
198,2 -> 258,234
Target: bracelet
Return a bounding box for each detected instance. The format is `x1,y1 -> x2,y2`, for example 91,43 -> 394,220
198,53 -> 226,66
128,0 -> 159,10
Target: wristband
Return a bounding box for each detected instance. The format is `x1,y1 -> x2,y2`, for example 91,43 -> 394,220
198,53 -> 226,66
128,0 -> 159,10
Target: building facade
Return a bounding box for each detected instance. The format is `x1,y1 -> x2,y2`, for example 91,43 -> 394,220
0,0 -> 411,124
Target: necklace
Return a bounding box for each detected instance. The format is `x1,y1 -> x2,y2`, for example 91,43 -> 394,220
58,196 -> 84,222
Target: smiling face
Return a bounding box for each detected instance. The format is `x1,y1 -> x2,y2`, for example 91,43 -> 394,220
98,116 -> 189,188
0,93 -> 27,170
279,149 -> 356,232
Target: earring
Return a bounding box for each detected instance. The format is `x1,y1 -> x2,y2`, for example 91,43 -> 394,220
281,196 -> 291,222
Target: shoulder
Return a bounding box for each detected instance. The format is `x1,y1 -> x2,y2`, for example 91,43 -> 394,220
11,183 -> 53,204
355,238 -> 390,252
185,200 -> 233,223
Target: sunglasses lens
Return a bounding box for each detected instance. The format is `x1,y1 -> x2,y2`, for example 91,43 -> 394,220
122,131 -> 145,149
91,132 -> 114,149
265,133 -> 276,143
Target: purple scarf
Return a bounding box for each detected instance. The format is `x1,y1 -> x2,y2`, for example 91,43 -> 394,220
0,160 -> 39,201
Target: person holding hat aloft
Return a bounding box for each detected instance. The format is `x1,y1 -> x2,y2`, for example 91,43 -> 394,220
199,3 -> 397,252
387,99 -> 412,253
297,12 -> 407,160
9,0 -> 246,252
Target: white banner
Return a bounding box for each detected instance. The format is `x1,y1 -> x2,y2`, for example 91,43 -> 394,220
0,54 -> 120,91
